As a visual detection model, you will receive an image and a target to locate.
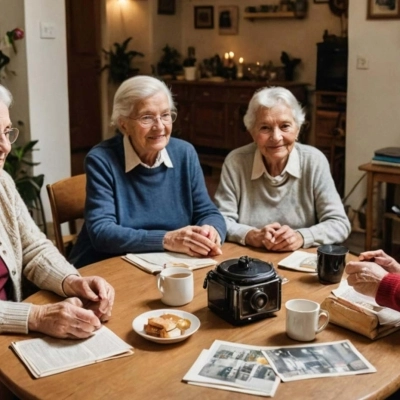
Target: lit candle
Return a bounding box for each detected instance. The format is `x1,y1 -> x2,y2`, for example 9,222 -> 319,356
229,51 -> 234,60
224,52 -> 229,67
237,57 -> 244,79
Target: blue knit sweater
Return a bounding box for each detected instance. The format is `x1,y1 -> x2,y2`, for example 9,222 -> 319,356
69,135 -> 226,268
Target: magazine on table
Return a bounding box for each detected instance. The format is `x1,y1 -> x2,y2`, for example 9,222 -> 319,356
11,326 -> 134,378
183,339 -> 375,395
122,251 -> 217,274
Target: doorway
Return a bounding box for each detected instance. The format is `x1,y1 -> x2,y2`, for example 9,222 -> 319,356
65,0 -> 103,176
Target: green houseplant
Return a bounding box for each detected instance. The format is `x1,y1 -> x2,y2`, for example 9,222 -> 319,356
101,37 -> 144,84
157,44 -> 182,78
4,139 -> 46,233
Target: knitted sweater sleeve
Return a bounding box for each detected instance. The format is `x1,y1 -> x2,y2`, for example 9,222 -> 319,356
375,274 -> 400,312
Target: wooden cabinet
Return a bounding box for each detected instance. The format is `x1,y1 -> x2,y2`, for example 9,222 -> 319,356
314,91 -> 346,197
169,80 -> 310,169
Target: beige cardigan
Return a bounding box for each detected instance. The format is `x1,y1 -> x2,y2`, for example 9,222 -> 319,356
0,171 -> 78,334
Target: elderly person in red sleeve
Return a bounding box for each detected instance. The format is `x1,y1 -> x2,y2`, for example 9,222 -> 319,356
0,84 -> 114,339
345,249 -> 400,312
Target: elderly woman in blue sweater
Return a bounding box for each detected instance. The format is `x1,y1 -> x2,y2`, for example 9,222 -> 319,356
70,76 -> 226,268
214,86 -> 350,251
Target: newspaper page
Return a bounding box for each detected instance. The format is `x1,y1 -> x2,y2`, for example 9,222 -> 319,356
123,252 -> 217,274
262,340 -> 376,382
183,340 -> 280,397
11,326 -> 134,378
332,280 -> 400,326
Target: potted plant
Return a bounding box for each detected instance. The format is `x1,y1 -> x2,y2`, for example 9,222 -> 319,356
157,44 -> 182,79
183,46 -> 197,81
101,37 -> 144,84
4,139 -> 46,233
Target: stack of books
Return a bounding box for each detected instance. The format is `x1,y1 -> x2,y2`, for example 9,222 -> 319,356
371,147 -> 400,167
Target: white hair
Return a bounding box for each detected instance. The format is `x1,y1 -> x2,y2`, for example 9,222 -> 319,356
0,84 -> 13,107
243,86 -> 305,131
111,75 -> 176,129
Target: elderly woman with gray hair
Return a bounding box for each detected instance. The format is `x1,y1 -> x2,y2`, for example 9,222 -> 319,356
0,84 -> 114,339
70,75 -> 226,268
214,86 -> 350,251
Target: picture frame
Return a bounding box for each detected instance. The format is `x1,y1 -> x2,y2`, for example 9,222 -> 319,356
218,6 -> 239,35
367,0 -> 400,19
157,0 -> 175,15
194,6 -> 214,29
314,0 -> 329,3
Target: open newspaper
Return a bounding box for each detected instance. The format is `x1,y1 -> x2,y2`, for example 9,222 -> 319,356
122,252 -> 217,274
183,339 -> 375,396
11,326 -> 134,378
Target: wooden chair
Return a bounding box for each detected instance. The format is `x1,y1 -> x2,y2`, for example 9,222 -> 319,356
46,174 -> 86,257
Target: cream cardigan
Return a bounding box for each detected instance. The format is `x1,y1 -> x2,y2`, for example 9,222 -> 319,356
0,171 -> 78,334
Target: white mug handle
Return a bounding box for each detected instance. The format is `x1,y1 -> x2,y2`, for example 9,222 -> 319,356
316,309 -> 330,334
157,275 -> 165,294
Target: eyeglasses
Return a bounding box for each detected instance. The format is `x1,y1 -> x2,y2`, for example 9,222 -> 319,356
127,111 -> 177,126
1,128 -> 19,144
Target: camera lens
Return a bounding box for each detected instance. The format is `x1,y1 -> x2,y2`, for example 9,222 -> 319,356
250,290 -> 268,311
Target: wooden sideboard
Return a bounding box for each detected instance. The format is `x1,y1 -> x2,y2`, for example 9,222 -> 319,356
168,80 -> 310,169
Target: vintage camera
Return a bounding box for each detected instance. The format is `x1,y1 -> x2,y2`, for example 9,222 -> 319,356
203,256 -> 281,325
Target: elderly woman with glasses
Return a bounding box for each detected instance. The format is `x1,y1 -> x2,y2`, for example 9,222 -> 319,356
214,86 -> 350,251
69,75 -> 226,268
0,84 -> 114,339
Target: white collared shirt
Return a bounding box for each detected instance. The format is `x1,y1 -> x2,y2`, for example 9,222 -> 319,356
251,146 -> 301,185
123,134 -> 173,172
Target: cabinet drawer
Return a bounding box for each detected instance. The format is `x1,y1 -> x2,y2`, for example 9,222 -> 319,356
170,83 -> 192,101
193,86 -> 228,102
227,87 -> 257,104
316,91 -> 346,110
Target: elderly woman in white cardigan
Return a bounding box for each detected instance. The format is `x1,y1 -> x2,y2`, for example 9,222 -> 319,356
0,84 -> 114,339
214,86 -> 350,251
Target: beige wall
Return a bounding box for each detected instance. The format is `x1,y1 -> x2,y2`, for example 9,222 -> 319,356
0,0 -> 71,224
346,1 -> 400,209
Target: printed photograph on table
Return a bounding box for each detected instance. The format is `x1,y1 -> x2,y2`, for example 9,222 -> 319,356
367,0 -> 400,19
157,0 -> 175,15
194,6 -> 214,29
262,340 -> 376,382
218,6 -> 239,35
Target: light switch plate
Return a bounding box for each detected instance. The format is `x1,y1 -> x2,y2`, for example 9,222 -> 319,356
40,22 -> 56,39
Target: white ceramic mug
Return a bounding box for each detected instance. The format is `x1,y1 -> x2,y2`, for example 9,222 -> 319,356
285,299 -> 330,341
157,267 -> 194,306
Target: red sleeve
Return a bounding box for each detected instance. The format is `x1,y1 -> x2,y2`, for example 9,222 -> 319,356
375,273 -> 400,312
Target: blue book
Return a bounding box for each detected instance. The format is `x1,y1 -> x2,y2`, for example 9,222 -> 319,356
373,155 -> 400,163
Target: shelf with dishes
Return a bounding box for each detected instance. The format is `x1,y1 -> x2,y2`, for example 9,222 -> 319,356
243,11 -> 297,20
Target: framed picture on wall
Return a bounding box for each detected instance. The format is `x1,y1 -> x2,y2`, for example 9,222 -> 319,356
314,0 -> 329,3
367,0 -> 400,19
194,6 -> 214,29
158,0 -> 175,15
218,6 -> 239,35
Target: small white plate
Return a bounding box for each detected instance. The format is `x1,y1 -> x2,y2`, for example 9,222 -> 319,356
132,309 -> 201,344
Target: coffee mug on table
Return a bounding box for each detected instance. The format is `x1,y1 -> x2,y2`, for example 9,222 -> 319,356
157,267 -> 194,306
317,244 -> 349,284
285,299 -> 330,341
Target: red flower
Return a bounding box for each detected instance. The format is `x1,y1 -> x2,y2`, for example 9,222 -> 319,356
12,28 -> 24,41
6,28 -> 25,54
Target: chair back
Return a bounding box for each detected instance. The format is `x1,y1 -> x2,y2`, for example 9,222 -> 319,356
46,174 -> 86,257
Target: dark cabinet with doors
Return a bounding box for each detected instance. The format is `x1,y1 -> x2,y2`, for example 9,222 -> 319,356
168,80 -> 310,170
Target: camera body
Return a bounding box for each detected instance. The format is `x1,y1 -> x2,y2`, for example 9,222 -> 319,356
204,257 -> 281,325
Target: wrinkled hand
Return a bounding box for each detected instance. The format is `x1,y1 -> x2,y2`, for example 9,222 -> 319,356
345,261 -> 389,298
28,298 -> 101,339
358,249 -> 400,273
62,275 -> 114,322
163,225 -> 222,257
245,223 -> 303,251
